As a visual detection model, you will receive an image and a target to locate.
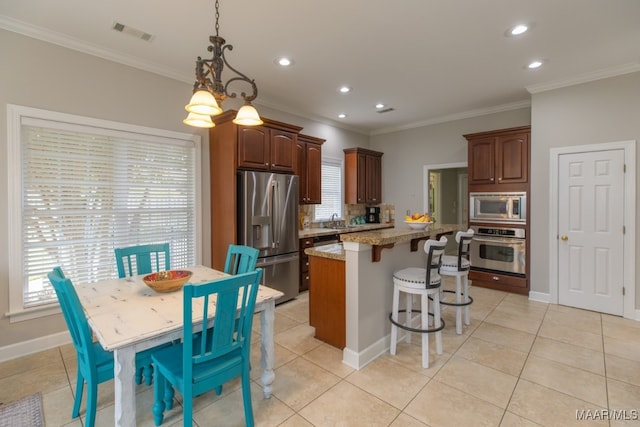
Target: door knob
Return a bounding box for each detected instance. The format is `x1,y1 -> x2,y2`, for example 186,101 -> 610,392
561,235 -> 568,241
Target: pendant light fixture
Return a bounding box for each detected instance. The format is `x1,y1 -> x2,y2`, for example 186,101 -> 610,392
183,0 -> 263,128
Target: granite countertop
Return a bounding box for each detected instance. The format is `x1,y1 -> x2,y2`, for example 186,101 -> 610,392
340,223 -> 460,246
299,223 -> 394,239
304,243 -> 345,261
305,224 -> 462,262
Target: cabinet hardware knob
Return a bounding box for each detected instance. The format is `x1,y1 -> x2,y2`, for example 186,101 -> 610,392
492,276 -> 500,281
491,178 -> 495,181
561,235 -> 568,241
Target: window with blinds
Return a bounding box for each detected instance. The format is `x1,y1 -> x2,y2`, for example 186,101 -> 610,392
8,105 -> 200,317
314,158 -> 343,221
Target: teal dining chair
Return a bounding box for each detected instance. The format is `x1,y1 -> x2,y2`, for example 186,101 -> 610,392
114,243 -> 170,278
151,269 -> 263,427
224,244 -> 259,275
114,242 -> 171,385
47,267 -> 171,427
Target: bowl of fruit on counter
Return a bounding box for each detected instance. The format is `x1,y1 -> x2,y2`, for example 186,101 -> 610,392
404,212 -> 433,230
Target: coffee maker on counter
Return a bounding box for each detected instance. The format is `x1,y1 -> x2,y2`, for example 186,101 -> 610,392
365,206 -> 381,223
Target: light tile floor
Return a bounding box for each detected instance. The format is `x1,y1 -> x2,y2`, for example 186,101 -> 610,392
3,280 -> 640,426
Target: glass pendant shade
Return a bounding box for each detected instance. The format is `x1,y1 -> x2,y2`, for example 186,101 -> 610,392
183,112 -> 215,128
233,103 -> 264,126
185,90 -> 223,116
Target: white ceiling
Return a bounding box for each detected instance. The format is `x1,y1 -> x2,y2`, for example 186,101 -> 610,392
1,0 -> 639,135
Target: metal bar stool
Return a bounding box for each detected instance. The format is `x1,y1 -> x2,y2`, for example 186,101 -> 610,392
389,236 -> 448,368
439,229 -> 474,335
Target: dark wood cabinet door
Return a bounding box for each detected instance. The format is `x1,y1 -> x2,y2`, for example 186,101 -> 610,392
237,126 -> 270,170
365,154 -> 382,203
305,143 -> 322,204
495,132 -> 528,184
296,140 -> 307,202
468,137 -> 495,185
270,129 -> 297,173
356,153 -> 367,203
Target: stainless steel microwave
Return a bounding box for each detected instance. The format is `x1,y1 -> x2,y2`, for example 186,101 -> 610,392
469,192 -> 526,224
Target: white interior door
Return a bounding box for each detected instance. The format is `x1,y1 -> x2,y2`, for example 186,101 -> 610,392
557,149 -> 624,315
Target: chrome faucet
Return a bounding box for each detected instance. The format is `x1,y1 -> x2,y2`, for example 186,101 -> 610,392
330,213 -> 338,227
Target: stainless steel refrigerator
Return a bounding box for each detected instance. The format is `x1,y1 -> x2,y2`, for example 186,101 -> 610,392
237,171 -> 299,303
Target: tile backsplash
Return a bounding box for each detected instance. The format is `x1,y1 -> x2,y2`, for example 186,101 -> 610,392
299,203 -> 395,229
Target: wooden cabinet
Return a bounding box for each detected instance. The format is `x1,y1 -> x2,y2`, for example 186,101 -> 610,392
344,147 -> 383,204
237,124 -> 299,173
299,237 -> 314,292
465,125 -> 531,295
209,111 -> 302,270
296,134 -> 324,204
308,255 -> 345,348
465,126 -> 530,192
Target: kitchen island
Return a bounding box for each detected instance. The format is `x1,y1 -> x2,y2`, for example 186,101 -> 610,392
305,224 -> 460,369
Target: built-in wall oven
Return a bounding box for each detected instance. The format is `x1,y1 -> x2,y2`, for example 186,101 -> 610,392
470,225 -> 526,276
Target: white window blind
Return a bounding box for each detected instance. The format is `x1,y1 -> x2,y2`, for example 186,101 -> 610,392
314,158 -> 343,221
9,106 -> 199,313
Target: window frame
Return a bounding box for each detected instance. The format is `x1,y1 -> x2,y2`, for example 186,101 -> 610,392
6,104 -> 202,322
314,155 -> 344,221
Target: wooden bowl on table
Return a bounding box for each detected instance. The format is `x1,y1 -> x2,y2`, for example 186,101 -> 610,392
143,270 -> 192,293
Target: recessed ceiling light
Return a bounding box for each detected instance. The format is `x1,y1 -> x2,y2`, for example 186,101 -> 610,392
338,86 -> 351,94
375,103 -> 385,109
527,60 -> 544,69
511,25 -> 528,35
338,113 -> 347,119
275,57 -> 294,67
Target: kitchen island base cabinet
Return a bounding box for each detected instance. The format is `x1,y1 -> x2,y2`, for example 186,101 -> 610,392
309,256 -> 345,349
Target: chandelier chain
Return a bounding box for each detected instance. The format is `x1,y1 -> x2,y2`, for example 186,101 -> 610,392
214,0 -> 220,36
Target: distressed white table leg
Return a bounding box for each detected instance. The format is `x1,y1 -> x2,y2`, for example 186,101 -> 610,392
260,300 -> 276,398
114,347 -> 136,427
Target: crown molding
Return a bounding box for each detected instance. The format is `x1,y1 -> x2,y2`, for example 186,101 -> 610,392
0,15 -> 191,84
526,62 -> 640,94
370,100 -> 532,136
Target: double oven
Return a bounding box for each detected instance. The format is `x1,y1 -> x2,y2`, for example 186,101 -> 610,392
469,192 -> 527,277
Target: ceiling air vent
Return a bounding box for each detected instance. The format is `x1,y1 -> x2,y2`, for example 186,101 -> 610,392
377,107 -> 395,114
112,22 -> 154,42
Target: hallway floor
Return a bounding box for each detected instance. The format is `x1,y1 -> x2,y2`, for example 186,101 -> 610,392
2,281 -> 640,426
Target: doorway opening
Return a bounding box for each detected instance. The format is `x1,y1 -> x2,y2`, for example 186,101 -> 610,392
423,162 -> 468,252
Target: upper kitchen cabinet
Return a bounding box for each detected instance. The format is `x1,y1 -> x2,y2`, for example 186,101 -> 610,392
237,121 -> 302,173
344,147 -> 383,204
296,134 -> 325,204
465,126 -> 530,192
208,111 -> 302,270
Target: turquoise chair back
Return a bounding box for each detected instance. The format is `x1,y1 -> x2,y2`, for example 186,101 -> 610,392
49,267 -> 171,427
114,243 -> 170,278
48,267 -> 99,382
152,269 -> 262,426
223,244 -> 259,275
48,267 -> 112,427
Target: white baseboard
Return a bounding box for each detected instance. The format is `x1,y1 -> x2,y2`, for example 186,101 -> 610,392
528,291 -> 551,304
342,335 -> 389,370
0,331 -> 71,363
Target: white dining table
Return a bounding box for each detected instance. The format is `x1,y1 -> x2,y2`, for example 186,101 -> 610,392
74,264 -> 283,427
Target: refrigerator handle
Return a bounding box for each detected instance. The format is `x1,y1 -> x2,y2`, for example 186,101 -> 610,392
271,180 -> 278,249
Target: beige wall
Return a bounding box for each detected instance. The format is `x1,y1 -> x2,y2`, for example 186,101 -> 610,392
529,72 -> 640,299
0,30 -> 365,352
369,108 -> 532,220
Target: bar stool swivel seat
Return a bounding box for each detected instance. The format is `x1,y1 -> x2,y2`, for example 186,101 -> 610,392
439,229 -> 474,335
389,236 -> 448,368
